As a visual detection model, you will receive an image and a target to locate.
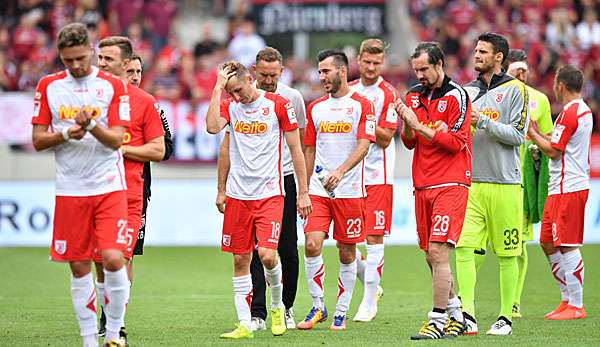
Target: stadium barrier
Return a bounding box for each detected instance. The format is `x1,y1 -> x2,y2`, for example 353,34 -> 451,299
2,179 -> 600,247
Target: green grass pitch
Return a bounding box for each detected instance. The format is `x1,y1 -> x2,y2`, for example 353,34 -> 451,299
1,245 -> 599,346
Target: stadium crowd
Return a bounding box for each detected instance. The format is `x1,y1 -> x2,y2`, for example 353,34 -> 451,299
1,0 -> 599,128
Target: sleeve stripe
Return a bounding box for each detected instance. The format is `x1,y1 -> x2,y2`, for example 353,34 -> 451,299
517,82 -> 529,131
449,81 -> 468,133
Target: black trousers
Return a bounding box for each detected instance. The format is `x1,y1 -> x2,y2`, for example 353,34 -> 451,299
250,174 -> 299,319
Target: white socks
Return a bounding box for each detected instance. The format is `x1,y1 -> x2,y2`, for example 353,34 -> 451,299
335,260 -> 357,317
95,280 -> 106,312
428,310 -> 448,331
562,249 -> 585,308
305,255 -> 325,309
233,275 -> 253,329
70,273 -> 98,338
548,251 -> 569,302
447,296 -> 464,322
104,267 -> 130,340
355,248 -> 366,283
265,263 -> 284,309
362,244 -> 384,310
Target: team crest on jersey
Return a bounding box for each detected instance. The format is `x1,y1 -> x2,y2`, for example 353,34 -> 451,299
95,89 -> 104,99
496,93 -> 504,103
530,100 -> 537,110
222,235 -> 231,247
437,100 -> 447,113
411,95 -> 420,109
54,240 -> 67,255
262,107 -> 270,116
346,107 -> 354,115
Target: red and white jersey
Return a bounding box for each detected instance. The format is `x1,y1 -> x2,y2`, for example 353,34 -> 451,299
350,77 -> 399,185
31,66 -> 131,196
549,99 -> 593,195
123,85 -> 165,196
305,91 -> 377,198
221,91 -> 298,200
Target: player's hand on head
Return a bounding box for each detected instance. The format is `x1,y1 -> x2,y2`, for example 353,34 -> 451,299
217,66 -> 237,89
68,124 -> 86,140
296,192 -> 312,219
215,191 -> 226,213
323,169 -> 343,191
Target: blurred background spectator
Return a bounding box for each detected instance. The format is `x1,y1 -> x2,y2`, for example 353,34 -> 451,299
1,0 -> 599,160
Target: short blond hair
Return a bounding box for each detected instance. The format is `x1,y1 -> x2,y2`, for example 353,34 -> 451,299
359,38 -> 386,56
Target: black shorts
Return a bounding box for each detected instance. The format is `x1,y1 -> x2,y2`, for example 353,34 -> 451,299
132,194 -> 149,256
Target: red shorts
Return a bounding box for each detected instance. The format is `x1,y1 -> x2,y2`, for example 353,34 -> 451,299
51,190 -> 128,262
414,185 -> 468,252
540,190 -> 588,247
221,196 -> 284,254
365,185 -> 393,236
93,190 -> 143,262
303,195 -> 366,244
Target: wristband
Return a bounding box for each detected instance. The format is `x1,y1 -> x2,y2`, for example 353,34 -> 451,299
85,119 -> 97,131
61,127 -> 70,141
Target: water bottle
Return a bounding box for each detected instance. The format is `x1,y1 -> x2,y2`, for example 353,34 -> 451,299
315,165 -> 335,198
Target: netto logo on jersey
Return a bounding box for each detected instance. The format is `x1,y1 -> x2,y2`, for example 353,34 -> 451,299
58,105 -> 101,120
319,121 -> 353,133
479,108 -> 500,121
233,120 -> 268,134
421,120 -> 436,128
123,132 -> 132,144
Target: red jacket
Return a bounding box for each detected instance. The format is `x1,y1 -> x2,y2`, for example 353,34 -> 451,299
401,76 -> 472,188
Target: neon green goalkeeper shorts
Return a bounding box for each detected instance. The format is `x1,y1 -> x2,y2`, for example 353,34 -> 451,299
457,182 -> 523,257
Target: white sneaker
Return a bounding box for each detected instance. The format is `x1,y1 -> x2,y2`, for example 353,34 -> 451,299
464,314 -> 478,335
353,304 -> 376,322
250,317 -> 266,331
486,317 -> 512,335
285,308 -> 296,329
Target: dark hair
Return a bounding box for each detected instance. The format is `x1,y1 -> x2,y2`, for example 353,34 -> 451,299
256,47 -> 283,64
98,36 -> 133,60
507,49 -> 528,64
317,49 -> 349,70
130,53 -> 143,66
411,42 -> 445,66
57,23 -> 89,50
556,65 -> 583,92
477,32 -> 509,64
